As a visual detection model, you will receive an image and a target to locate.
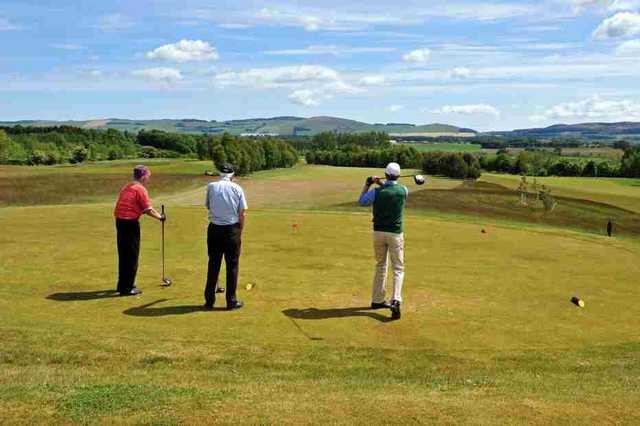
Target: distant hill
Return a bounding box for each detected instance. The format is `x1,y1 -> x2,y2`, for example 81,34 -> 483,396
489,122 -> 640,141
0,116 -> 477,137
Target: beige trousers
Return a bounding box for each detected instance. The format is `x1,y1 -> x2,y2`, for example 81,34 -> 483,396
372,231 -> 404,303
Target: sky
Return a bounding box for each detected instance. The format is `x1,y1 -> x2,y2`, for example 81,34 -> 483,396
2,0 -> 640,131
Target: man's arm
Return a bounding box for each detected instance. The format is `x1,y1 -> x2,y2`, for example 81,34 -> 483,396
145,207 -> 165,221
204,184 -> 211,210
238,208 -> 246,230
358,176 -> 380,206
138,187 -> 164,221
238,187 -> 248,229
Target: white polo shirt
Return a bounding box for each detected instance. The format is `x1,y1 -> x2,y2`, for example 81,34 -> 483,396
205,176 -> 248,225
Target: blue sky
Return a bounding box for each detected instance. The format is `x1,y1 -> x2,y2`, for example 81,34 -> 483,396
2,0 -> 640,130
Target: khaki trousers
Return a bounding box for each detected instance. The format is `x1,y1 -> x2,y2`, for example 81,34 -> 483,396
372,231 -> 404,303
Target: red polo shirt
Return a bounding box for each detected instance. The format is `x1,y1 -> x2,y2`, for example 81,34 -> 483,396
114,183 -> 152,220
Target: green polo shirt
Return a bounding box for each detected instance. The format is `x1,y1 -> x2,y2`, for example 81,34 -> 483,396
372,181 -> 408,234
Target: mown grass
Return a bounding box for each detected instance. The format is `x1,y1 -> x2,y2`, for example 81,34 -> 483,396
2,162 -> 640,423
2,202 -> 640,423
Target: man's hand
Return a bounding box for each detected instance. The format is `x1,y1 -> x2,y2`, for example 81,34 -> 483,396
160,213 -> 167,222
366,176 -> 381,187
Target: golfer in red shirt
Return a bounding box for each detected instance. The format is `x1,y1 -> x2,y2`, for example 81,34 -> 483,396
114,165 -> 165,296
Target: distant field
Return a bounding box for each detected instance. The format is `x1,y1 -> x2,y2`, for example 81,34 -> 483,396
391,132 -> 477,138
481,147 -> 624,161
399,142 -> 482,153
561,147 -> 624,160
0,160 -> 215,206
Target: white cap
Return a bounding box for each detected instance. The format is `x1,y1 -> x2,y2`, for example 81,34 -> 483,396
385,162 -> 401,177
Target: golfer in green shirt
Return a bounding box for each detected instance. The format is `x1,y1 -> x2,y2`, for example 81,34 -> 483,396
359,162 -> 408,319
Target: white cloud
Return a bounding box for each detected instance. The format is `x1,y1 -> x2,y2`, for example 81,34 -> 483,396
566,0 -> 640,13
286,81 -> 360,106
98,14 -> 133,32
387,105 -> 405,112
146,40 -> 219,63
263,45 -> 396,56
324,80 -> 362,94
593,12 -> 640,39
538,96 -> 640,120
51,43 -> 84,51
402,48 -> 431,64
0,17 -> 18,31
610,0 -> 640,10
359,75 -> 387,86
255,7 -> 361,31
615,38 -> 640,53
189,2 -> 541,32
213,65 -> 340,88
219,23 -> 253,29
432,104 -> 501,116
448,67 -> 473,79
288,89 -> 320,106
211,64 -> 363,106
132,67 -> 183,85
87,70 -> 103,78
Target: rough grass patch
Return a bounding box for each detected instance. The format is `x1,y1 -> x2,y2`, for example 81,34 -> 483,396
57,384 -> 235,419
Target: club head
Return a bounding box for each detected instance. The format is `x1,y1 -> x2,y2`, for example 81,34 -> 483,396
216,287 -> 225,293
161,277 -> 172,287
414,175 -> 426,186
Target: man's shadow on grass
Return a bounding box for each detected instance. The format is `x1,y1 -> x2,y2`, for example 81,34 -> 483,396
123,299 -> 225,317
282,307 -> 394,323
46,289 -> 120,301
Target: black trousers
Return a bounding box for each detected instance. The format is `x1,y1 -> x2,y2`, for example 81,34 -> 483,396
116,219 -> 140,293
205,223 -> 242,306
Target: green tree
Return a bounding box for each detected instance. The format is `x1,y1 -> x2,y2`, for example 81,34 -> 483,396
0,130 -> 9,163
70,146 -> 89,164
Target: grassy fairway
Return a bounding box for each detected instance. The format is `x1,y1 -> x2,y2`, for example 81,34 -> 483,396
1,162 -> 640,424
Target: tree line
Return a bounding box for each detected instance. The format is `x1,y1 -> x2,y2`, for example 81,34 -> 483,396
0,126 -> 139,165
0,127 -> 299,174
201,133 -> 298,175
303,131 -> 640,179
480,149 -> 640,177
304,134 -> 482,180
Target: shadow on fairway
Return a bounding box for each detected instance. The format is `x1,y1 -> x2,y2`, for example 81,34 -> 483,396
123,299 -> 225,317
46,289 -> 120,301
282,307 -> 394,323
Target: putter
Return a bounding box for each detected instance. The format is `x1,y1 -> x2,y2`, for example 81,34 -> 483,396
161,205 -> 172,287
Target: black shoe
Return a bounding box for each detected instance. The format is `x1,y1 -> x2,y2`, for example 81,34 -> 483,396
203,303 -> 214,310
227,301 -> 244,311
390,300 -> 401,319
371,301 -> 391,309
120,287 -> 142,296
216,287 -> 225,293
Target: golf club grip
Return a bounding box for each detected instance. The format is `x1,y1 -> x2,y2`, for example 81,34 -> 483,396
162,204 -> 165,215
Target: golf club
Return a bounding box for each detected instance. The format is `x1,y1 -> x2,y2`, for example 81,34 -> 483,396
161,205 -> 172,287
367,174 -> 426,186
